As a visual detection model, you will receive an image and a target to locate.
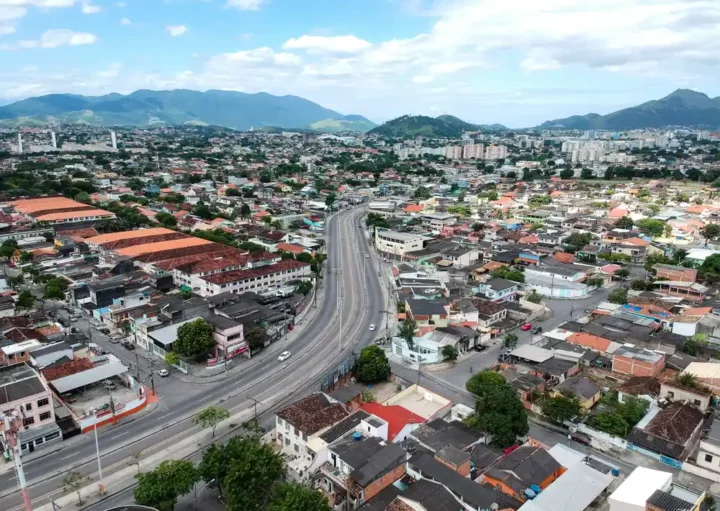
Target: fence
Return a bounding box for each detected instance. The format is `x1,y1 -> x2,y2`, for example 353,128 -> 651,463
574,423 -> 628,452
319,352 -> 359,392
148,343 -> 190,374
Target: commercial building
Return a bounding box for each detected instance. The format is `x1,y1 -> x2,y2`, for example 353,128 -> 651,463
199,259 -> 311,297
9,197 -> 115,225
374,229 -> 426,256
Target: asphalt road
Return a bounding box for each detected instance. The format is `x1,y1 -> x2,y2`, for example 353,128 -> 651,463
0,206 -> 387,511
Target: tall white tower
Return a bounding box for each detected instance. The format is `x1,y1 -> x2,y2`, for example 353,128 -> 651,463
110,130 -> 117,150
51,131 -> 57,149
17,133 -> 23,154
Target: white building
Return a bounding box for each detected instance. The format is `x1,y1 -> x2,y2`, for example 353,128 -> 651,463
444,145 -> 462,159
484,144 -> 507,160
462,144 -> 484,159
375,229 -> 425,256
199,259 -> 312,297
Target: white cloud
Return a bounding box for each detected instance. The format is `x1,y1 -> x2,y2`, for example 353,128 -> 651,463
412,75 -> 434,83
0,25 -> 15,35
115,1 -> 127,6
0,7 -> 28,22
3,28 -> 97,49
81,1 -> 100,13
120,17 -> 131,25
97,63 -> 122,78
283,35 -> 371,54
166,25 -> 187,37
225,0 -> 265,10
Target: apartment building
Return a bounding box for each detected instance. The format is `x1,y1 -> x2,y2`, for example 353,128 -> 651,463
444,145 -> 462,159
484,144 -> 508,160
199,259 -> 311,297
462,144 -> 484,159
0,363 -> 62,453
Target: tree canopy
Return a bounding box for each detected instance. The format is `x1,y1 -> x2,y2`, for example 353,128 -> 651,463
607,287 -> 629,304
174,318 -> 216,360
637,218 -> 666,237
541,394 -> 582,424
356,345 -> 390,383
134,460 -> 199,511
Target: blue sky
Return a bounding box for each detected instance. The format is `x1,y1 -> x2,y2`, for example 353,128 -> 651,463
1,0 -> 719,127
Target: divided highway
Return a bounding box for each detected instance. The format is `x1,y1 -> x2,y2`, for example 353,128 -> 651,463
0,206 -> 386,510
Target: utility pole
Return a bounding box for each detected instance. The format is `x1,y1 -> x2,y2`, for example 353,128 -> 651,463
332,268 -> 342,352
149,359 -> 156,395
248,397 -> 260,421
135,351 -> 140,381
3,414 -> 32,511
90,409 -> 104,494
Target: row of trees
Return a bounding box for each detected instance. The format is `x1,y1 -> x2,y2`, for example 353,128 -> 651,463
133,435 -> 330,511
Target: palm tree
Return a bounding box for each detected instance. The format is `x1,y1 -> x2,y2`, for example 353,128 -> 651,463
675,372 -> 697,389
398,318 -> 417,352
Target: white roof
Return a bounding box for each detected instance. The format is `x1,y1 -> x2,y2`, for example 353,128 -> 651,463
510,344 -> 553,363
51,356 -> 129,394
1,340 -> 42,355
148,317 -> 196,346
685,362 -> 720,379
543,328 -> 574,342
687,248 -> 720,261
520,461 -> 614,511
608,467 -> 672,508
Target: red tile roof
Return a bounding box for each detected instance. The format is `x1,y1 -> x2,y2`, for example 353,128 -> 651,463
201,259 -> 310,285
42,358 -> 94,381
360,402 -> 425,441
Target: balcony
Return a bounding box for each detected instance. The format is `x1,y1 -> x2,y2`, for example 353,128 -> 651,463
320,462 -> 348,490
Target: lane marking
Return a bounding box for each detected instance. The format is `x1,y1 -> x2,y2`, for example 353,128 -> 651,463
110,431 -> 130,440
60,451 -> 79,461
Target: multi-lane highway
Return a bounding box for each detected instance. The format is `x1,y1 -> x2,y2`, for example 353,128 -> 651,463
0,206 -> 386,510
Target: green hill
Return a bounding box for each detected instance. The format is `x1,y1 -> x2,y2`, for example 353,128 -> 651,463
309,115 -> 376,133
539,89 -> 720,130
369,115 -> 463,138
0,89 -> 373,131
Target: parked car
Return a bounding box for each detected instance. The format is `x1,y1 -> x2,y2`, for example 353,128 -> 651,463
570,433 -> 591,446
474,344 -> 487,352
531,326 -> 542,334
278,351 -> 291,362
157,369 -> 169,377
122,341 -> 135,351
520,323 -> 532,331
102,380 -> 116,390
58,318 -> 70,327
369,324 -> 376,331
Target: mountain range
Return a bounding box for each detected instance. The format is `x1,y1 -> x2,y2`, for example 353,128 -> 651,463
368,114 -> 506,138
539,89 -> 720,130
0,89 -> 376,132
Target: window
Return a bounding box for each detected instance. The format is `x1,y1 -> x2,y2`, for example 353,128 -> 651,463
667,391 -> 674,399
285,438 -> 290,446
24,403 -> 32,411
23,417 -> 35,426
37,398 -> 49,408
35,438 -> 44,445
706,454 -> 714,463
40,412 -> 51,421
694,399 -> 702,406
294,444 -> 299,453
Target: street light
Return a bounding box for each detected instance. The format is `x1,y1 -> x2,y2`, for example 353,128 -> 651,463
90,408 -> 104,492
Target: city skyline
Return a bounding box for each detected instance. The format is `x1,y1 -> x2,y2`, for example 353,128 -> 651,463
0,0 -> 719,127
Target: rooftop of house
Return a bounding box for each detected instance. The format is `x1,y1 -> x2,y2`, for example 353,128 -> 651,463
491,446 -> 563,492
360,402 -> 425,441
618,376 -> 661,397
201,259 -> 310,285
614,346 -> 665,364
0,363 -> 47,406
410,418 -> 480,452
481,277 -> 518,292
276,392 -> 349,436
318,409 -> 371,444
406,298 -> 448,317
554,375 -> 601,401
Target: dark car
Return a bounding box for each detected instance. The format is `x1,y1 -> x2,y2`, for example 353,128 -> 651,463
474,344 -> 487,352
122,341 -> 135,351
570,433 -> 591,446
58,318 -> 70,327
531,326 -> 543,334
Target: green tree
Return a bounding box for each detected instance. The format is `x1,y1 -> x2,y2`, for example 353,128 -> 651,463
525,290 -> 542,303
607,287 -> 628,304
246,326 -> 268,350
541,394 -> 582,424
7,274 -> 24,290
502,333 -> 518,351
413,187 -> 431,199
61,471 -> 86,505
44,277 -> 67,301
16,290 -> 35,309
134,460 -> 199,511
564,232 -> 592,251
466,380 -> 528,447
466,370 -> 506,397
631,279 -> 649,291
636,218 -> 666,237
441,345 -> 459,361
0,240 -> 18,259
196,406 -> 231,438
616,396 -> 649,427
356,345 -> 390,383
587,412 -> 629,437
702,224 -> 720,245
240,203 -> 252,220
587,277 -> 605,288
294,280 -> 313,295
325,192 -> 337,210
559,167 -> 574,179
267,483 -> 331,511
165,351 -> 179,367
615,216 -> 634,229
174,318 -> 216,361
74,191 -> 91,204
614,268 -> 630,280
156,212 -> 177,227
682,338 -> 698,356
219,437 -> 285,511
398,317 -> 417,351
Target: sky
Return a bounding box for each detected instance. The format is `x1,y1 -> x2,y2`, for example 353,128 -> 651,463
1,0 -> 719,127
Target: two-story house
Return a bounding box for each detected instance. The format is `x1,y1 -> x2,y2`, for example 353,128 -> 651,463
206,314 -> 246,360
475,278 -> 519,302
405,299 -> 449,335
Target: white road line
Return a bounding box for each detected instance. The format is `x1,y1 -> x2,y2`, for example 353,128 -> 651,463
60,451 -> 79,461
110,431 -> 130,440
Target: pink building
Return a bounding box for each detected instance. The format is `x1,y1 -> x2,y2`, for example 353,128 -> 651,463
0,362 -> 62,453
207,315 -> 247,360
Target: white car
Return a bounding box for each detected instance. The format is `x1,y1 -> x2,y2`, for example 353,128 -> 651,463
157,369 -> 169,377
278,351 -> 291,362
366,254 -> 370,258
369,324 -> 376,331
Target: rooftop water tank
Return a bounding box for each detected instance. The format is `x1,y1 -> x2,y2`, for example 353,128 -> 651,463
353,432 -> 362,441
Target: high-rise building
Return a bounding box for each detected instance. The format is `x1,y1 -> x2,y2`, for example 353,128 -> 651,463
51,131 -> 57,149
484,144 -> 507,160
462,144 -> 484,159
444,145 -> 462,159
110,130 -> 117,150
17,133 -> 22,154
